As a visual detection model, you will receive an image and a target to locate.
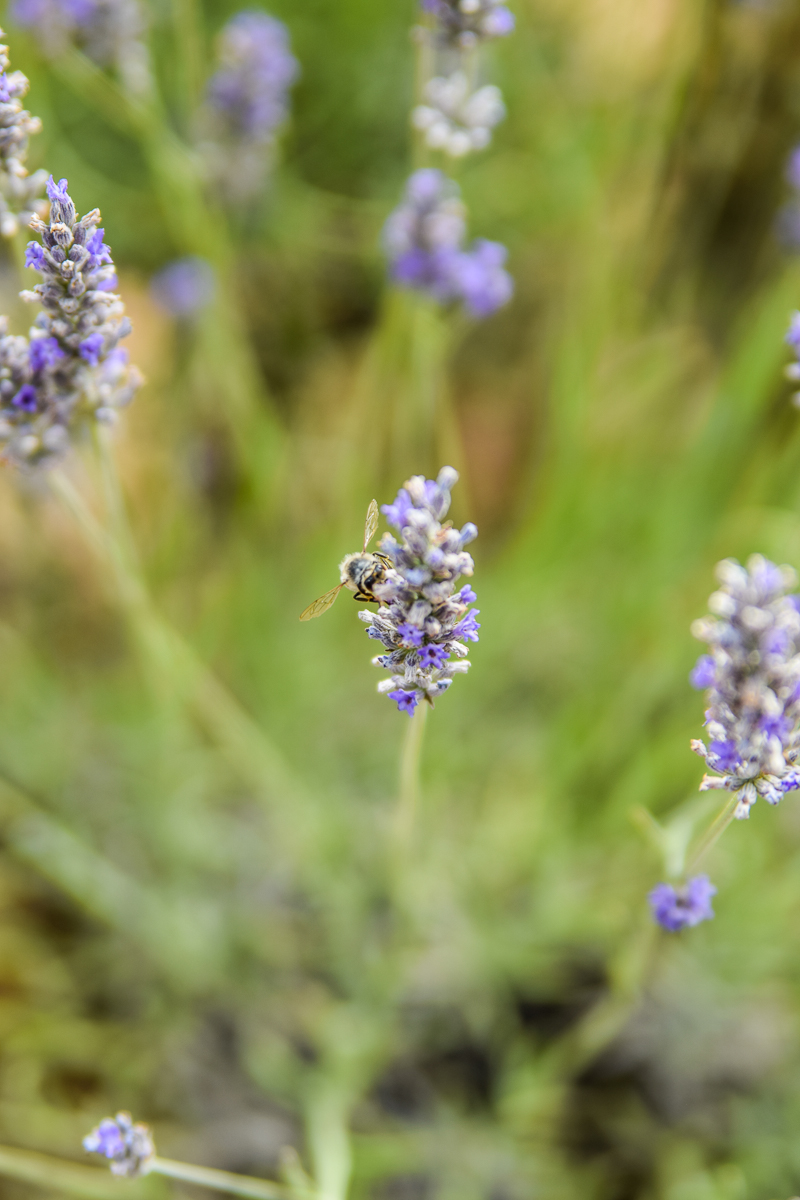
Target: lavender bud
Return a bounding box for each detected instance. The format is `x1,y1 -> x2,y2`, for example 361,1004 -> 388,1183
83,1112 -> 154,1178
648,876 -> 717,932
412,72 -> 505,157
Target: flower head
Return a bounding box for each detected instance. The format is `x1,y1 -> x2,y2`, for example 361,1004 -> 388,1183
421,0 -> 514,47
83,1112 -> 154,1178
689,555 -> 800,818
0,176 -> 141,466
412,71 -> 505,157
383,170 -> 512,318
11,0 -> 145,74
450,238 -> 513,318
202,10 -> 298,203
359,466 -> 478,714
648,875 -> 716,932
0,31 -> 47,238
150,257 -> 215,317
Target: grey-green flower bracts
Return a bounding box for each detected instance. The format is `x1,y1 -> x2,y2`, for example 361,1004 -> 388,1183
0,29 -> 46,237
361,467 -> 479,715
0,176 -> 141,466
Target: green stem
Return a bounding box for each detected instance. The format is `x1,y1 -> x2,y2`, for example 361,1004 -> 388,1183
147,1157 -> 302,1200
306,1086 -> 352,1200
393,701 -> 429,853
0,1144 -> 148,1200
687,791 -> 741,875
47,454 -> 300,807
169,0 -> 204,130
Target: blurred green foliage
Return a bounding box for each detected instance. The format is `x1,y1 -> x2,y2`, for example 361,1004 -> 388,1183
3,1 -> 800,1199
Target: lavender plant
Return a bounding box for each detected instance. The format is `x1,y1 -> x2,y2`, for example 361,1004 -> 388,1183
200,10 -> 299,204
0,29 -> 46,238
0,175 -> 141,466
361,466 -> 479,715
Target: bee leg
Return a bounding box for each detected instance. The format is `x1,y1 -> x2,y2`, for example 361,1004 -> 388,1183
352,592 -> 378,603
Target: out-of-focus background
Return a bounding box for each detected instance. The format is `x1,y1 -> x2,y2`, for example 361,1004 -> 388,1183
2,1 -> 800,1198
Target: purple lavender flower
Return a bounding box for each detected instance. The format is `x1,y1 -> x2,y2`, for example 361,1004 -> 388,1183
690,555 -> 800,818
648,875 -> 716,932
451,238 -> 513,318
358,467 -> 478,715
690,654 -> 715,689
202,10 -> 298,203
383,169 -> 465,303
421,0 -> 514,47
11,0 -> 145,72
150,257 -> 215,317
0,175 -> 141,466
383,170 -> 512,318
0,31 -> 47,237
83,1112 -> 154,1178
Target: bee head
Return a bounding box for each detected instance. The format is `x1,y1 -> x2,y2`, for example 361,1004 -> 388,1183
339,552 -> 373,590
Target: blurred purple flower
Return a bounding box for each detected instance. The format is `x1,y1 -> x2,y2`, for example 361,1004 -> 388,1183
150,257 -> 215,317
648,875 -> 716,932
207,11 -> 298,141
83,1112 -> 154,1178
383,170 -> 512,318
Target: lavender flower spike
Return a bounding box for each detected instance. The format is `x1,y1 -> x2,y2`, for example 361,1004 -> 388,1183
0,31 -> 47,238
648,876 -> 716,932
202,10 -> 298,203
83,1112 -> 154,1177
0,175 -> 142,466
361,466 -> 479,714
690,555 -> 800,818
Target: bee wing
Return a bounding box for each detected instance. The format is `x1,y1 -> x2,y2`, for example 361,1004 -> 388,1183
299,583 -> 344,621
363,499 -> 379,551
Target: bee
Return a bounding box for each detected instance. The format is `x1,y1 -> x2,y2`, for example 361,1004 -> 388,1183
299,500 -> 393,621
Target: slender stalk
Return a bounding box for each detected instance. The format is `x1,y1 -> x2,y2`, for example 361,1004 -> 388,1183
0,1145 -> 148,1200
169,0 -> 204,130
687,791 -> 741,874
393,701 -> 429,852
305,1086 -> 352,1200
146,1157 -> 303,1200
47,457 -> 300,806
